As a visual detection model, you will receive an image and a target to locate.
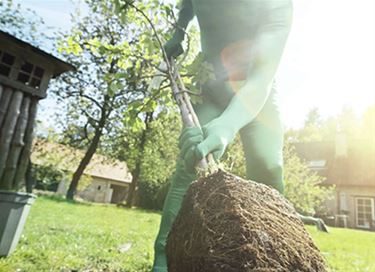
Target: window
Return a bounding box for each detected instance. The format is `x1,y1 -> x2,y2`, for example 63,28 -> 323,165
0,50 -> 15,77
356,197 -> 374,229
339,192 -> 348,213
307,160 -> 326,170
17,61 -> 44,89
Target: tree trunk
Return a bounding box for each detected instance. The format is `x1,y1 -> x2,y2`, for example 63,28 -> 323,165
0,90 -> 23,188
66,106 -> 108,200
25,159 -> 33,193
125,157 -> 141,208
66,126 -> 103,200
13,98 -> 38,190
1,96 -> 30,189
125,112 -> 153,207
0,85 -> 3,103
0,87 -> 13,130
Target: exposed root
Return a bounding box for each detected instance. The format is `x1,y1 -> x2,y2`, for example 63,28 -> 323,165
166,170 -> 326,272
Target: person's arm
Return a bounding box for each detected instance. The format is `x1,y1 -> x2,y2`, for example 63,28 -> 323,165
164,0 -> 195,58
196,1 -> 293,160
173,0 -> 195,41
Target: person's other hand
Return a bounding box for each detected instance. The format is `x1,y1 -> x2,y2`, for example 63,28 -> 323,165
163,36 -> 184,60
179,126 -> 203,172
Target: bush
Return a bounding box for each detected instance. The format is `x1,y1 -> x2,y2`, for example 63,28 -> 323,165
138,180 -> 170,210
222,139 -> 334,215
31,163 -> 66,192
283,143 -> 335,215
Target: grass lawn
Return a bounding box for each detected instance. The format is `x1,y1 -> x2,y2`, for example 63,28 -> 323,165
1,196 -> 375,272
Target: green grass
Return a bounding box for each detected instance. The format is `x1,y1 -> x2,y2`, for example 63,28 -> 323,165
1,196 -> 375,271
0,196 -> 161,272
308,225 -> 375,272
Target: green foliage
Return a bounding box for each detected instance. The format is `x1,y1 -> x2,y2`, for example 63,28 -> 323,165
221,138 -> 334,215
31,163 -> 66,192
55,0 -> 204,205
361,104 -> 375,140
221,135 -> 246,177
285,106 -> 370,143
31,137 -> 93,193
283,142 -> 334,215
138,179 -> 167,210
50,0 -> 188,198
108,109 -> 181,209
139,111 -> 181,182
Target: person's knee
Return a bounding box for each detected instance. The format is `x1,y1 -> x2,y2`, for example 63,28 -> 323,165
171,159 -> 196,187
247,159 -> 284,193
154,237 -> 166,254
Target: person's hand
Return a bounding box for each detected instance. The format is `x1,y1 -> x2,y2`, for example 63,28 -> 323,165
179,127 -> 203,172
179,119 -> 237,172
196,118 -> 236,162
163,36 -> 184,60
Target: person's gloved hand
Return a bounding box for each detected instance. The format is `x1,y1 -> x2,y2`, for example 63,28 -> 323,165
163,36 -> 184,60
197,118 -> 237,162
179,119 -> 237,172
179,126 -> 203,172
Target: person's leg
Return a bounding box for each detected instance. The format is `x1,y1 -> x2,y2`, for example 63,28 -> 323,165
152,97 -> 222,272
239,83 -> 284,193
152,159 -> 196,271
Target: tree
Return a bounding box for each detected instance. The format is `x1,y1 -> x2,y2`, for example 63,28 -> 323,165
361,104 -> 375,140
336,106 -> 360,139
283,142 -> 334,215
53,0 -> 183,200
52,1 -> 136,199
221,137 -> 334,215
296,108 -> 324,142
137,110 -> 181,209
106,109 -> 181,209
102,0 -> 202,207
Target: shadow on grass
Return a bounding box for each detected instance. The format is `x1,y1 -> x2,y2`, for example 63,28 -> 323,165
36,193 -> 92,206
116,203 -> 163,215
35,191 -> 162,213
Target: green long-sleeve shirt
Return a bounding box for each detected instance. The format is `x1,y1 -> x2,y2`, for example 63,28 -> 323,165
175,0 -> 293,132
177,0 -> 292,79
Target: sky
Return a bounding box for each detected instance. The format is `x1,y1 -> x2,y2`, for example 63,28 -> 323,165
16,0 -> 375,129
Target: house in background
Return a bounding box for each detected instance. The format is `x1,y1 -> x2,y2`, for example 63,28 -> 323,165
31,140 -> 132,204
77,156 -> 132,204
294,133 -> 375,230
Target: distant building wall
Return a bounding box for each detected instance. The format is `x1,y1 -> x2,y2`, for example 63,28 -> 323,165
79,177 -> 112,203
110,184 -> 128,204
330,185 -> 375,230
79,177 -> 129,204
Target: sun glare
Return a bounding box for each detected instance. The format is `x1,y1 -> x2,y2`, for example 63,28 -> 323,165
277,0 -> 375,128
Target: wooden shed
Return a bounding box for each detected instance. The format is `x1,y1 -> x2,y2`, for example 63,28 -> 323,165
0,30 -> 75,191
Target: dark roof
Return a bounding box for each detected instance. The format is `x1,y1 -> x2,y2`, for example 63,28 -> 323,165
294,141 -> 334,160
293,140 -> 375,187
0,30 -> 75,77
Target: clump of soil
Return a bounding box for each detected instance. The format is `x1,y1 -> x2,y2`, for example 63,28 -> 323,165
166,170 -> 326,272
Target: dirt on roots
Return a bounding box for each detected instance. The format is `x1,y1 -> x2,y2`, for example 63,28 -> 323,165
166,170 -> 326,272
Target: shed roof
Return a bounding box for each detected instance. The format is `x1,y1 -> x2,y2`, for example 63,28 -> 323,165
0,30 -> 75,77
31,140 -> 132,184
